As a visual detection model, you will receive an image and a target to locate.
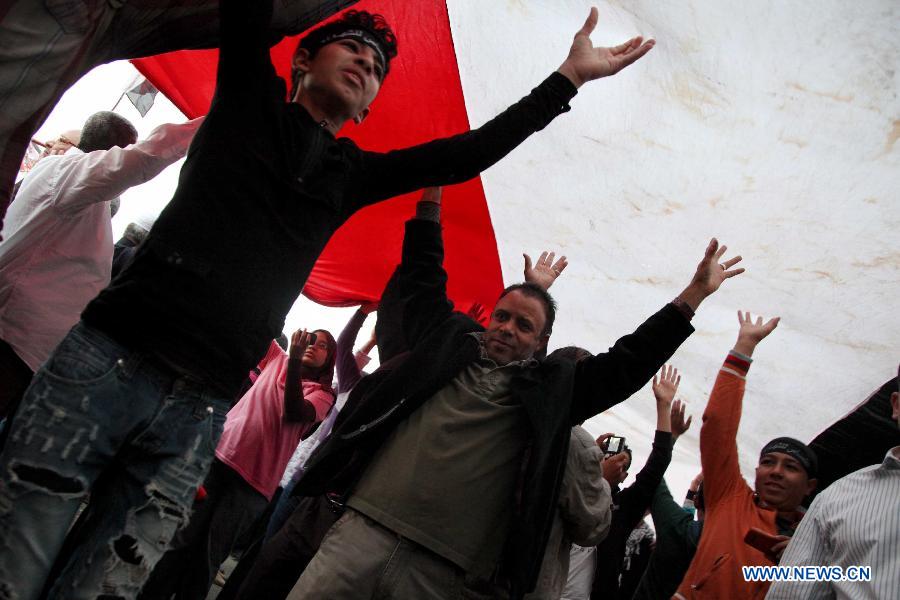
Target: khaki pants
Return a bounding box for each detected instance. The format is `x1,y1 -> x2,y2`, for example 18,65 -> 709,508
288,508 -> 466,600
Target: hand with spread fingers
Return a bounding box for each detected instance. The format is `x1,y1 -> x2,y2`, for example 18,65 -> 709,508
524,250 -> 568,291
466,302 -> 487,325
557,7 -> 656,88
678,238 -> 745,311
652,364 -> 680,407
734,310 -> 780,357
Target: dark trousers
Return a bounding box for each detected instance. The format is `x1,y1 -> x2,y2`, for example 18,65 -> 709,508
140,458 -> 267,600
0,336 -> 32,420
231,494 -> 342,600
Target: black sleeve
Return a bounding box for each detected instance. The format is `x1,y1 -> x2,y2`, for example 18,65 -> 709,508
216,0 -> 283,106
335,309 -> 367,394
615,430 -> 674,531
346,72 -> 577,209
394,218 -> 455,347
570,304 -> 695,424
284,358 -> 316,423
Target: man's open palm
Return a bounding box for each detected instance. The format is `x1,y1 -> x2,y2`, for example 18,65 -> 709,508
558,7 -> 655,87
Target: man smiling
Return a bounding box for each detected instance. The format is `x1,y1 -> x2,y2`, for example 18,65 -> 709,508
293,192 -> 744,598
675,312 -> 819,599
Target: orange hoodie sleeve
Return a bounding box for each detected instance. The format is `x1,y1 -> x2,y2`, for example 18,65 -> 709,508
699,350 -> 752,508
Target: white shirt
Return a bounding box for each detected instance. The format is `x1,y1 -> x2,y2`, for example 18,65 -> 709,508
766,447 -> 900,600
0,120 -> 200,371
562,544 -> 598,600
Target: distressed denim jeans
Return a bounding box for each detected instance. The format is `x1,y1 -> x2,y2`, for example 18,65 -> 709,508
0,322 -> 229,600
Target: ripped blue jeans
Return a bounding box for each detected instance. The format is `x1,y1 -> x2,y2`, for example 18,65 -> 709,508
0,322 -> 229,600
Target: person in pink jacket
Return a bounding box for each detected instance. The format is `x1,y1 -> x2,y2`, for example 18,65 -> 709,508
141,327 -> 336,600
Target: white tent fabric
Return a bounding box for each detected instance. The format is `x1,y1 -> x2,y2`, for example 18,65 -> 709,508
448,0 -> 899,495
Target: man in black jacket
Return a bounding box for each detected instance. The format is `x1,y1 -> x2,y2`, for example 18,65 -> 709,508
292,192 -> 744,598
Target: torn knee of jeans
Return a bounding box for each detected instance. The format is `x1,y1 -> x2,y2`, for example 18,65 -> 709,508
9,462 -> 85,495
107,488 -> 188,575
148,489 -> 189,522
113,535 -> 142,565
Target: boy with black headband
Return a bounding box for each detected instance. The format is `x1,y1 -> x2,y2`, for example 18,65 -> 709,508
675,312 -> 818,599
0,1 -> 654,598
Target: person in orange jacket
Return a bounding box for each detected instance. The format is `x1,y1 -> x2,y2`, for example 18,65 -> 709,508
675,311 -> 818,599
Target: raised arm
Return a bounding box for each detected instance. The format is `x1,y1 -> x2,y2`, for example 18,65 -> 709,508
650,480 -> 696,542
349,11 -> 653,207
700,311 -> 779,506
570,240 -> 742,423
54,119 -> 202,212
396,188 -> 465,346
335,309 -> 369,394
614,379 -> 683,529
216,0 -> 281,104
284,328 -> 317,422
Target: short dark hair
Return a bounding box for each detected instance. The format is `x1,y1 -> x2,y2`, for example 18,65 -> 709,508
78,112 -> 137,153
291,10 -> 398,96
548,346 -> 591,362
497,282 -> 557,336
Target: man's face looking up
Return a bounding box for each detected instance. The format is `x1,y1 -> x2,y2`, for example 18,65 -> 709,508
754,452 -> 816,513
482,290 -> 549,365
293,38 -> 384,123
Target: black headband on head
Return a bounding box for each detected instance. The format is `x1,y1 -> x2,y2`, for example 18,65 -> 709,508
317,29 -> 388,75
760,437 -> 818,478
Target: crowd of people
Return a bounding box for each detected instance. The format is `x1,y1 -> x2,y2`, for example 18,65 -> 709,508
0,1 -> 897,599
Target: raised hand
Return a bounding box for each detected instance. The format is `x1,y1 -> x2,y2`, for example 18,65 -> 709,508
734,310 -> 780,357
523,250 -> 568,290
670,399 -> 693,441
360,301 -> 379,315
466,302 -> 487,325
679,238 -> 744,311
652,364 -> 680,406
557,7 -> 655,88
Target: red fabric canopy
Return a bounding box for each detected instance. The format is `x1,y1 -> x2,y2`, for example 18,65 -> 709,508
132,0 -> 501,320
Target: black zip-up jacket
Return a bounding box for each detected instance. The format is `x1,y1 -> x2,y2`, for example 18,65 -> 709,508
298,218 -> 695,597
82,0 -> 577,397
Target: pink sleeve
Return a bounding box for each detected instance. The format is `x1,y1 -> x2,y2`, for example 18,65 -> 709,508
257,340 -> 284,372
304,388 -> 335,423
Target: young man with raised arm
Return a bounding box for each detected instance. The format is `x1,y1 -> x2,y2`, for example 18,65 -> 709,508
675,312 -> 820,599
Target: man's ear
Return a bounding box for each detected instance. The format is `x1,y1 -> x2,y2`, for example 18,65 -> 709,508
353,107 -> 371,125
891,391 -> 899,420
806,478 -> 818,495
292,48 -> 311,74
538,333 -> 550,351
